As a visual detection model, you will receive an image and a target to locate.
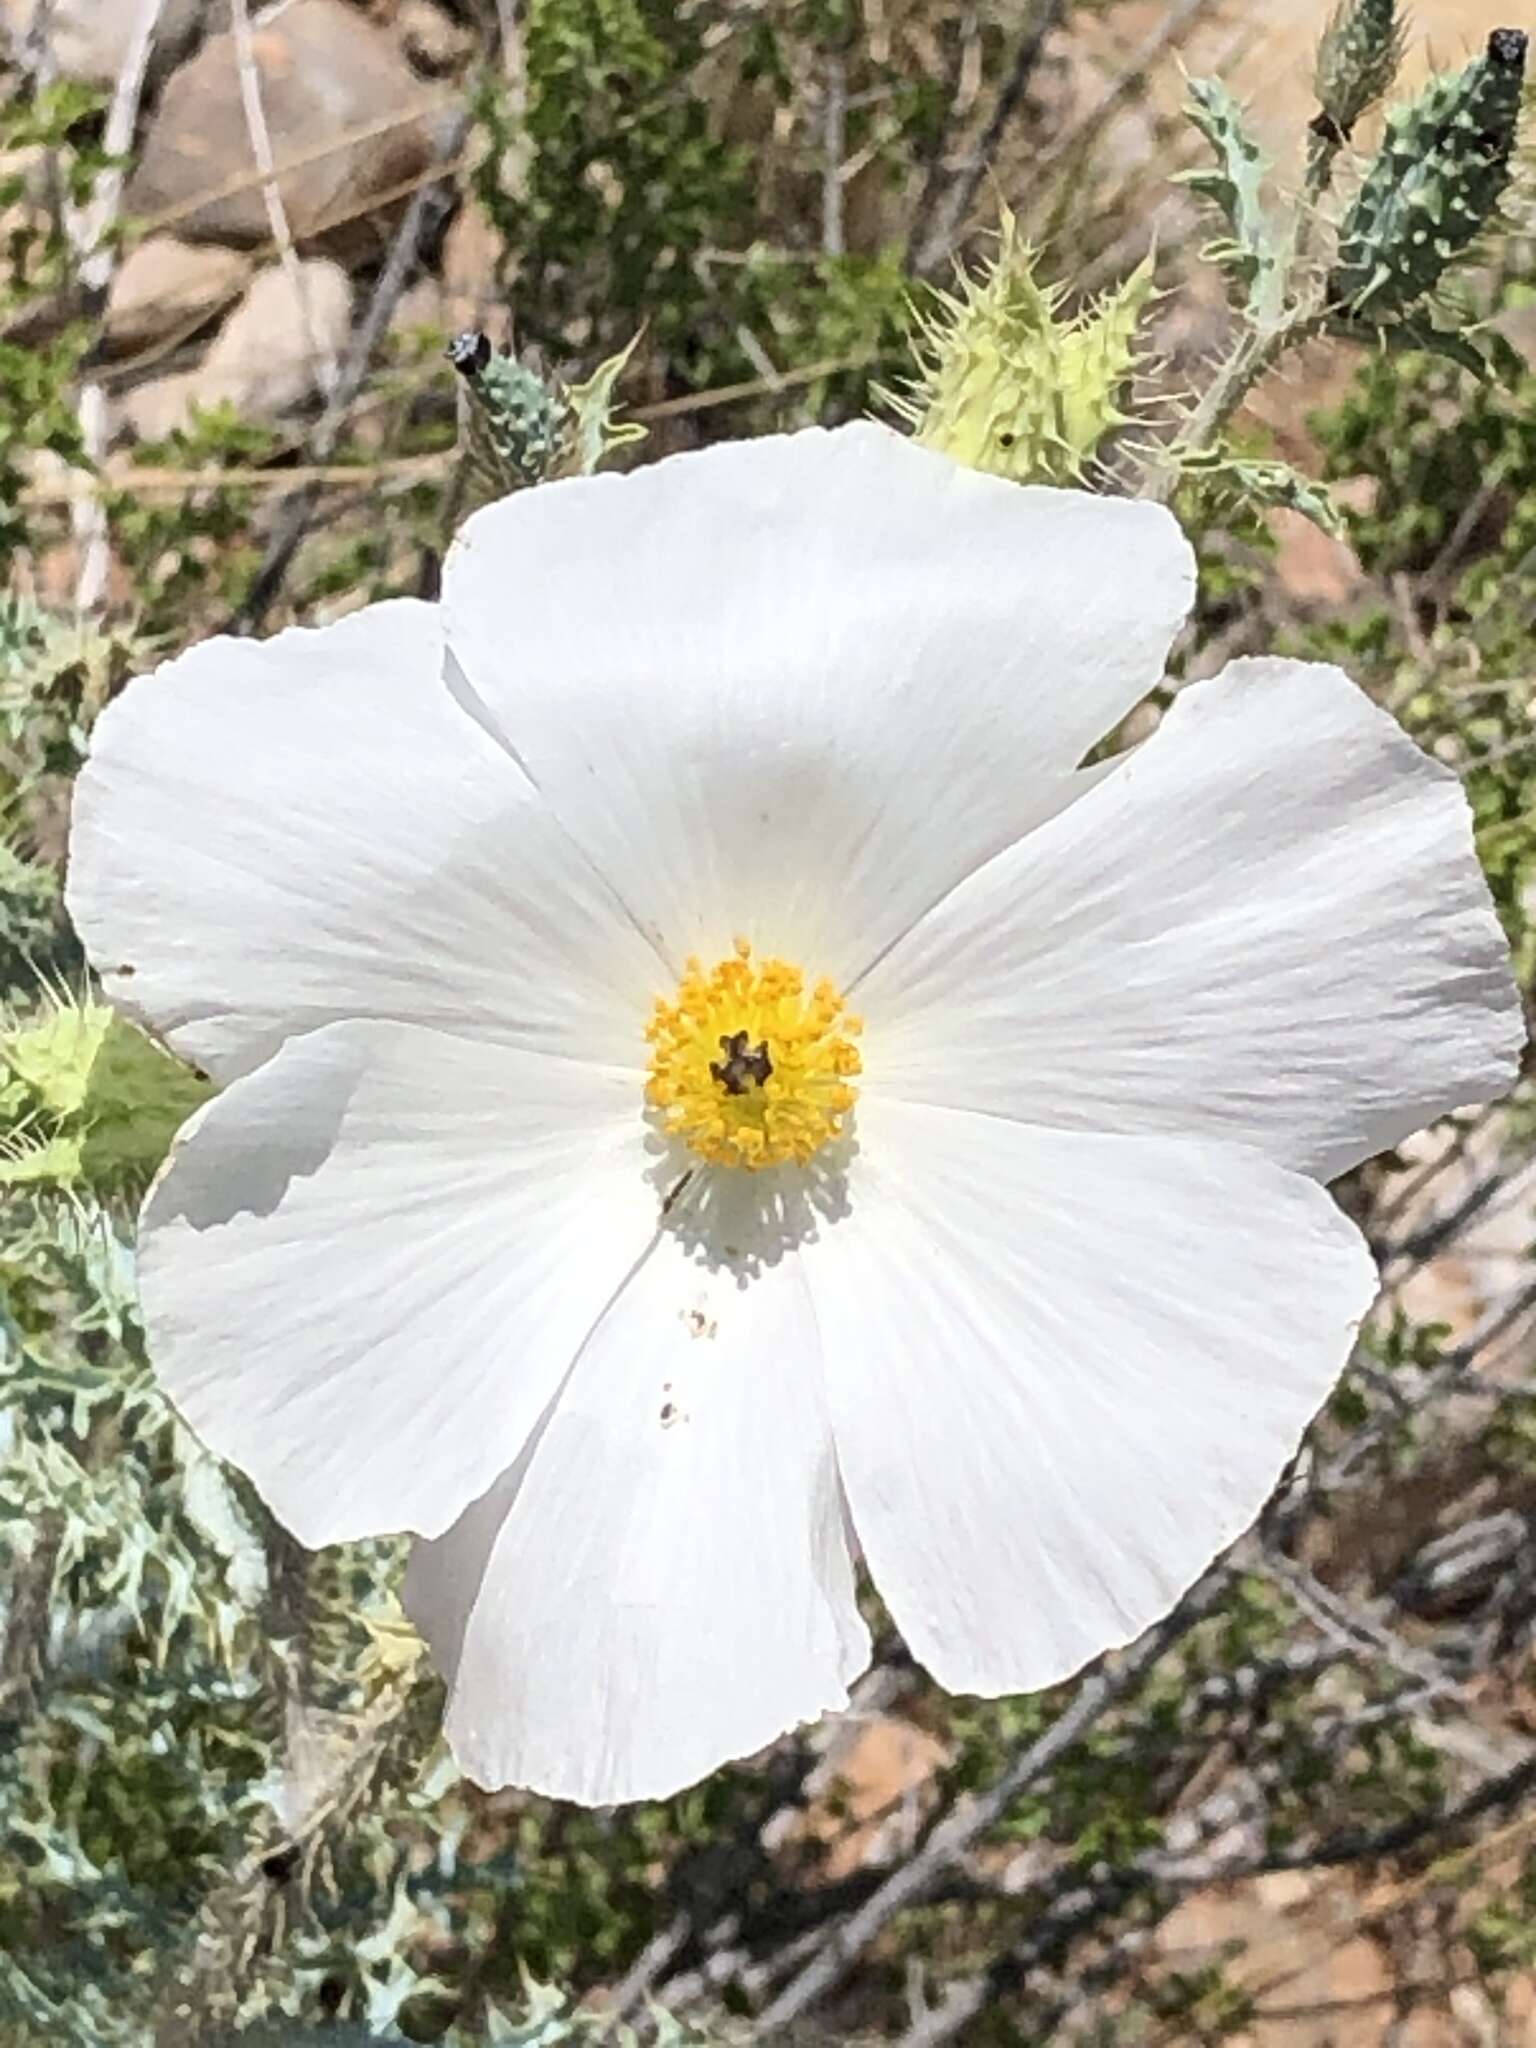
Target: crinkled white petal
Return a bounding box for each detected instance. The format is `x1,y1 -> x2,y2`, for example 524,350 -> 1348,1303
862,659 -> 1522,1180
138,1019 -> 658,1548
441,422 -> 1193,984
804,1095 -> 1378,1697
404,1219 -> 868,1805
67,599 -> 664,1080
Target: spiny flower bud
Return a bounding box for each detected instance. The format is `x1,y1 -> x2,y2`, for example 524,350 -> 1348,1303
447,331 -> 645,513
1313,0 -> 1405,143
1331,29 -> 1528,320
886,207 -> 1156,486
0,997 -> 211,1201
449,332 -> 571,499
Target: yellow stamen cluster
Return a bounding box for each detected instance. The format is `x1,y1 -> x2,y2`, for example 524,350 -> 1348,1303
645,940 -> 862,1170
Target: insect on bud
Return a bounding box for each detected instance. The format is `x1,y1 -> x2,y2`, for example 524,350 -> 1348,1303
445,329 -> 494,380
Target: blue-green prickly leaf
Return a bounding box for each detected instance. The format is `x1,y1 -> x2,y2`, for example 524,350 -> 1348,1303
1177,77 -> 1288,324
1178,449 -> 1346,535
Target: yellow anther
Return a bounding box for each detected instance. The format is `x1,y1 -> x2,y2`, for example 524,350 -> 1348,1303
645,943 -> 862,1171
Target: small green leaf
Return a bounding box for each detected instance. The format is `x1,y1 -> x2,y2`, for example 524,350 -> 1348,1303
0,999 -> 211,1201
558,331 -> 647,479
1177,77 -> 1288,324
1179,450 -> 1345,534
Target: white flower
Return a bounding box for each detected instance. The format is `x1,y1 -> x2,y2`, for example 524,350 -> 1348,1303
67,423 -> 1520,1806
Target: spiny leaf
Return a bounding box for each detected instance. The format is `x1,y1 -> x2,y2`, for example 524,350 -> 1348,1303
1179,449 -> 1346,535
1178,77 -> 1288,324
556,331 -> 647,480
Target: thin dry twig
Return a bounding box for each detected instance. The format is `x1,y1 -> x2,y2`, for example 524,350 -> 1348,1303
912,0 -> 1067,276
69,0 -> 166,615
820,53 -> 848,258
232,105 -> 473,632
758,1566 -> 1232,2031
1033,0 -> 1221,179
229,0 -> 337,396
491,0 -> 532,204
602,1912 -> 692,2039
18,352 -> 879,515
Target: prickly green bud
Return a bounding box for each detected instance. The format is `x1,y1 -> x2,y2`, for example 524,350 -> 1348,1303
887,207 -> 1156,485
0,996 -> 211,1200
1313,0 -> 1405,142
1331,29 -> 1528,320
448,331 -> 646,514
1178,77 -> 1288,323
450,332 -> 571,500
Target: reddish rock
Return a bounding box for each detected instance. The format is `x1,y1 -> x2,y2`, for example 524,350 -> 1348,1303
1269,507 -> 1367,609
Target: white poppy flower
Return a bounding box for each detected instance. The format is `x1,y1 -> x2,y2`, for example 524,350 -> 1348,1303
68,423 -> 1521,1806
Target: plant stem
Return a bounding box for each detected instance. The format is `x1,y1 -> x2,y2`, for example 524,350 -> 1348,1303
1293,117 -> 1342,274
1142,313 -> 1315,504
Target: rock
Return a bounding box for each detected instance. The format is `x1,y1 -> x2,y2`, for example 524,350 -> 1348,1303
396,0 -> 475,77
105,237 -> 251,357
125,0 -> 442,254
117,258 -> 353,440
768,1715 -> 948,1885
0,0 -> 208,87
199,258 -> 353,414
1268,507 -> 1367,609
115,369 -> 204,446
1155,1871 -> 1395,2044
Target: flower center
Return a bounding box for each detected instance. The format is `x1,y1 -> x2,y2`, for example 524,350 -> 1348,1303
645,939 -> 862,1170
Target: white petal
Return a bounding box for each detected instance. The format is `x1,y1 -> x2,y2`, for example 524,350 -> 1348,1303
804,1095 -> 1378,1697
139,1019 -> 658,1548
67,599 -> 665,1080
404,1219 -> 868,1805
442,423 -> 1193,984
862,659 -> 1522,1180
